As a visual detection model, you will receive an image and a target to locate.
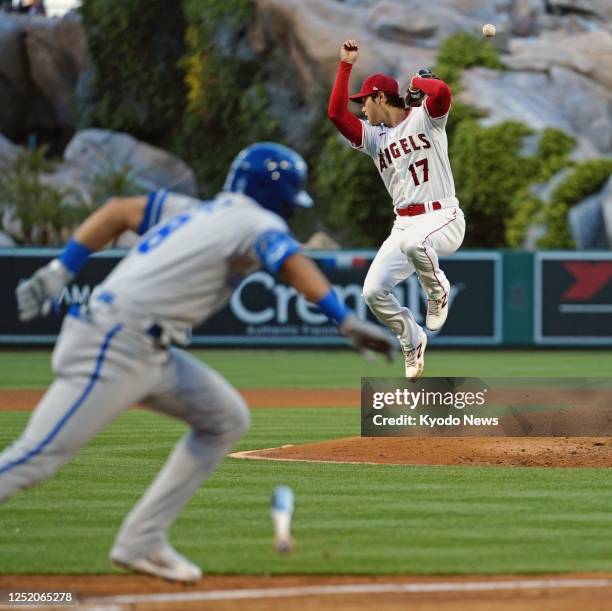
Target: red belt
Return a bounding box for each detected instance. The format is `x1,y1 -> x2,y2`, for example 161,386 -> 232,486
397,201 -> 441,217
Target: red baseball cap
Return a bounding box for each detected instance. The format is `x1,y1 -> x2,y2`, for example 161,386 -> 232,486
349,73 -> 400,102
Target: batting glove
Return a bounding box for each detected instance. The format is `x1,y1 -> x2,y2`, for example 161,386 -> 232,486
16,259 -> 73,322
339,314 -> 398,362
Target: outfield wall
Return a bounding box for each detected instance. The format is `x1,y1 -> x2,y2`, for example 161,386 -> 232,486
0,248 -> 610,347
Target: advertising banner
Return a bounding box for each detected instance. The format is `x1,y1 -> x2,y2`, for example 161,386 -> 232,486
0,249 -> 501,346
535,252 -> 612,345
0,249 -> 120,344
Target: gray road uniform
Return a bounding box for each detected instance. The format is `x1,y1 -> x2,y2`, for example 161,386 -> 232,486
0,190 -> 296,559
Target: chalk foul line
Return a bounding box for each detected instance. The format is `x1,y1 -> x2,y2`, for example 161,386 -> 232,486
83,578 -> 612,605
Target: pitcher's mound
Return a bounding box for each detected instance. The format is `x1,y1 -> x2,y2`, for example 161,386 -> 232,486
233,437 -> 612,468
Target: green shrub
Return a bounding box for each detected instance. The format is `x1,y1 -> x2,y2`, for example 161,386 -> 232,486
539,159 -> 612,248
434,33 -> 504,88
536,128 -> 576,180
0,148 -> 87,245
314,127 -> 393,247
444,100 -> 483,143
80,0 -> 187,145
505,190 -> 543,248
90,165 -> 140,207
451,121 -> 540,247
449,116 -> 583,248
503,128 -> 576,247
538,128 -> 576,163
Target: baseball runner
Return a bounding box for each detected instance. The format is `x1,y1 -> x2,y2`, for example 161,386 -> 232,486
328,39 -> 466,379
0,142 -> 395,582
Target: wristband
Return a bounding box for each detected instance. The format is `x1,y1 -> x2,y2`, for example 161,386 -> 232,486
58,239 -> 92,275
316,289 -> 350,325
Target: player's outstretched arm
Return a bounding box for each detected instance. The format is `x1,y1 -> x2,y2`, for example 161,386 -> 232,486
72,196 -> 148,250
280,253 -> 397,360
279,252 -> 332,305
410,74 -> 451,118
15,196 -> 147,322
327,40 -> 363,146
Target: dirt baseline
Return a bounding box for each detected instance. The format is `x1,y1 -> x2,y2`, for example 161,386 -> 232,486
2,573 -> 612,611
0,388 -> 360,410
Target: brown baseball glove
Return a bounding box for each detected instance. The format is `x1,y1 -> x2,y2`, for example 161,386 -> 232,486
405,68 -> 438,108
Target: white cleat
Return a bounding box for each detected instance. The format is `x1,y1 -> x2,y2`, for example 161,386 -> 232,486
110,543 -> 202,583
403,330 -> 427,381
426,279 -> 450,331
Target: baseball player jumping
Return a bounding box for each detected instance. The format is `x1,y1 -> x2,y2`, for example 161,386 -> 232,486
0,142 -> 395,582
328,40 -> 466,380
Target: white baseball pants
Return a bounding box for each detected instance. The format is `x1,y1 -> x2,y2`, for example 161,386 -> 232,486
362,205 -> 465,348
0,312 -> 250,559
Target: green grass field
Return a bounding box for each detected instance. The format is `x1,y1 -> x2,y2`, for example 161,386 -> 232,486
3,348 -> 612,388
0,349 -> 611,575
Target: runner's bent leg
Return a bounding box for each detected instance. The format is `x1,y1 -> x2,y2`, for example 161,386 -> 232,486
111,348 -> 250,557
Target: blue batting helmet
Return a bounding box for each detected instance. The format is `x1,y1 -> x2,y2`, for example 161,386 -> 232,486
224,142 -> 313,218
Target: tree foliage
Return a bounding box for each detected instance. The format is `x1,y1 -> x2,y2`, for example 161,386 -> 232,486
313,122 -> 392,247
539,159 -> 612,248
452,121 -> 539,247
175,0 -> 281,195
434,33 -> 505,88
80,0 -> 187,145
75,8 -> 609,250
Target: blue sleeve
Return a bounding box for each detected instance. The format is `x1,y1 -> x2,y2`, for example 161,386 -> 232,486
137,190 -> 168,235
253,230 -> 301,274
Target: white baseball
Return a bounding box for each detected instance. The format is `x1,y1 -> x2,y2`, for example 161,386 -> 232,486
482,23 -> 496,37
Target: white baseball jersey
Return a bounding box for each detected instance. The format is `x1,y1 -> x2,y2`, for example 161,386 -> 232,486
353,104 -> 456,208
91,190 -> 291,343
